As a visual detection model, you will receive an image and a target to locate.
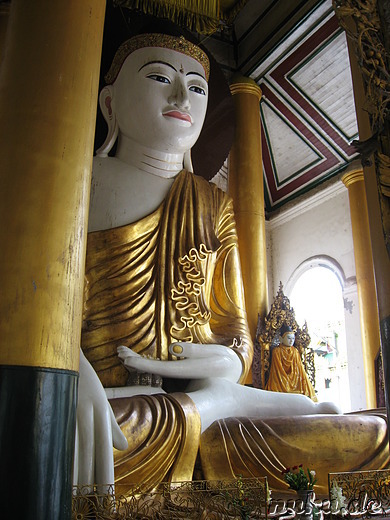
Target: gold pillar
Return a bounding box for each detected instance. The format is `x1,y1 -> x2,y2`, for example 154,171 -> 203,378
0,1 -> 105,516
0,0 -> 106,372
342,168 -> 380,408
229,76 -> 268,383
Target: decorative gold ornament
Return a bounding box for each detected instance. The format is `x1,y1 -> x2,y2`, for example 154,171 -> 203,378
72,477 -> 269,519
333,0 -> 389,134
329,468 -> 390,516
71,469 -> 390,518
105,33 -> 210,84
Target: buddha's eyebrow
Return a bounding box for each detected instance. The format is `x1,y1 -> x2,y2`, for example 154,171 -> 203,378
138,60 -> 177,72
186,71 -> 206,81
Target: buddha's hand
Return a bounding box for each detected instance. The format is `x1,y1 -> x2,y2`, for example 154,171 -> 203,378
117,345 -> 143,365
117,343 -> 242,383
74,350 -> 128,491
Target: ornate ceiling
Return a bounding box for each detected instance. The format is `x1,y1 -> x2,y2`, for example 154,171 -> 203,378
205,0 -> 359,213
251,2 -> 358,210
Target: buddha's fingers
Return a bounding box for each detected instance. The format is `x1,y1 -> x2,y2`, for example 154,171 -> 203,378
94,403 -> 117,492
76,404 -> 94,487
117,345 -> 141,359
110,406 -> 128,450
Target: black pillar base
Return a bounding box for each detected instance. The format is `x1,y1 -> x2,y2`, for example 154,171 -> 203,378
0,365 -> 78,520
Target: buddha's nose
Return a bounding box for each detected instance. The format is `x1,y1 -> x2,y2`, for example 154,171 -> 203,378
168,77 -> 190,110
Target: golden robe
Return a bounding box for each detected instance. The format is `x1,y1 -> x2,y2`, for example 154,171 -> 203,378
265,346 -> 317,400
81,170 -> 253,486
200,410 -> 390,495
82,170 -> 252,388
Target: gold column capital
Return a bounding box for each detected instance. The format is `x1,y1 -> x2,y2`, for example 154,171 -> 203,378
230,75 -> 262,100
342,168 -> 364,187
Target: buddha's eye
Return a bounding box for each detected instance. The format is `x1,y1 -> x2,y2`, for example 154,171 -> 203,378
189,85 -> 206,95
147,74 -> 170,84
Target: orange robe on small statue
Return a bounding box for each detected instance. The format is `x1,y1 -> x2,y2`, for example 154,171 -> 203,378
265,326 -> 317,401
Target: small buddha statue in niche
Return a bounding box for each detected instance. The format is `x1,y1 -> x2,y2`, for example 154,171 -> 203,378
74,23 -> 389,495
265,324 -> 317,401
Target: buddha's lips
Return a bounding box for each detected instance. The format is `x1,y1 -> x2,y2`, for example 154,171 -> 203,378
163,110 -> 192,123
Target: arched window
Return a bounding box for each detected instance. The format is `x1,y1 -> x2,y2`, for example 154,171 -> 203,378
287,257 -> 351,411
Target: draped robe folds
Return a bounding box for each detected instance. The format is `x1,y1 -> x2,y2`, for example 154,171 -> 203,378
265,346 -> 317,400
81,170 -> 253,486
200,410 -> 390,495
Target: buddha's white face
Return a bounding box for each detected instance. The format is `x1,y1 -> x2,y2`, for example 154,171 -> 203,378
281,332 -> 295,347
112,46 -> 209,154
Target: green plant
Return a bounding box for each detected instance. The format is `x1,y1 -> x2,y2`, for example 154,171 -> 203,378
282,465 -> 317,490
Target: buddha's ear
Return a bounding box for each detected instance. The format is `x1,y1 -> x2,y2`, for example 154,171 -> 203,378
96,86 -> 118,157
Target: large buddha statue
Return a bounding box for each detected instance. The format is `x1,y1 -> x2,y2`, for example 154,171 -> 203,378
74,25 -> 389,495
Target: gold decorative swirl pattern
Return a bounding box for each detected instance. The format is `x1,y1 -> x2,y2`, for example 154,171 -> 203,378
171,244 -> 212,341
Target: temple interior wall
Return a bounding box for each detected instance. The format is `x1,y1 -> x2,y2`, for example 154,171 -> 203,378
265,177 -> 367,410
